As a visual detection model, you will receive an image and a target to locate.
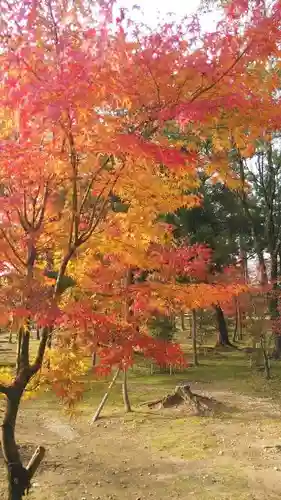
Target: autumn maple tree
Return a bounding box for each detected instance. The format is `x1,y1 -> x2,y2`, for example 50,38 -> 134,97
0,0 -> 281,498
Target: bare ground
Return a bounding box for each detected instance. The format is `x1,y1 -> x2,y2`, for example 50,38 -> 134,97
2,382 -> 281,499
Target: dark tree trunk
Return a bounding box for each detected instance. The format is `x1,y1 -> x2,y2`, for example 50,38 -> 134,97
191,309 -> 199,366
16,330 -> 23,376
2,326 -> 48,499
236,297 -> 242,341
270,254 -> 281,359
232,298 -> 238,343
92,351 -> 97,367
2,388 -> 30,500
122,369 -> 132,413
260,335 -> 271,379
180,312 -> 185,331
215,305 -> 232,347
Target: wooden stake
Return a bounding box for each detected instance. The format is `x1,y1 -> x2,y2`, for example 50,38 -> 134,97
26,446 -> 46,480
91,368 -> 120,423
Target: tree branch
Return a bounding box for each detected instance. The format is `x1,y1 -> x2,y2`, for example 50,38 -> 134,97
0,228 -> 26,267
79,157 -> 111,216
188,43 -> 251,106
68,130 -> 79,248
30,326 -> 50,375
0,383 -> 11,396
79,162 -> 125,244
34,182 -> 49,230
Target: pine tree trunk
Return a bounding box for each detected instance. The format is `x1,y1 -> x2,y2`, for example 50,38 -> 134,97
270,254 -> 281,359
122,369 -> 132,412
191,309 -> 199,366
215,305 -> 232,346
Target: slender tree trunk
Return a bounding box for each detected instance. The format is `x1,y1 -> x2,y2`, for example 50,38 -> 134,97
260,335 -> 271,380
188,314 -> 192,338
122,369 -> 132,412
198,310 -> 204,344
257,250 -> 268,286
121,268 -> 133,411
16,330 -> 23,376
270,254 -> 281,359
191,309 -> 199,366
215,305 -> 233,347
239,235 -> 249,283
180,311 -> 185,331
237,297 -> 242,341
232,298 -> 238,343
36,328 -> 40,341
92,351 -> 97,367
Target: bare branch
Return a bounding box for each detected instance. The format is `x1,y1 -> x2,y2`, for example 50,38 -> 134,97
0,228 -> 26,267
66,129 -> 79,248
30,326 -> 50,375
79,162 -> 126,244
79,157 -> 111,216
47,0 -> 59,49
188,43 -> 251,106
34,182 -> 49,230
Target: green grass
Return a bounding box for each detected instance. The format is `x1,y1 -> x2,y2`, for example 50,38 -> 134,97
3,340 -> 281,499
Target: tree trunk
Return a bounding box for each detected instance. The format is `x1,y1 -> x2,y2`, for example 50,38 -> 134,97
239,235 -> 249,283
122,369 -> 132,412
1,385 -> 44,500
2,389 -> 29,500
92,351 -> 97,367
180,312 -> 185,331
16,330 -> 23,376
270,254 -> 281,359
191,309 -> 199,366
198,310 -> 204,344
232,298 -> 238,343
257,250 -> 268,286
236,297 -> 242,341
215,305 -> 232,347
260,335 -> 271,380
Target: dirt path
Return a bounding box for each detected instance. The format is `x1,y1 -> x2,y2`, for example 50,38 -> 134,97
2,385 -> 281,499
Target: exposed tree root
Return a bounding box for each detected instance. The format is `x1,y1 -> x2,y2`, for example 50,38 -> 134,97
140,384 -> 222,415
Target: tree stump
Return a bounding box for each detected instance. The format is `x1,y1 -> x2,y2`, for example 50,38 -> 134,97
140,384 -> 219,415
